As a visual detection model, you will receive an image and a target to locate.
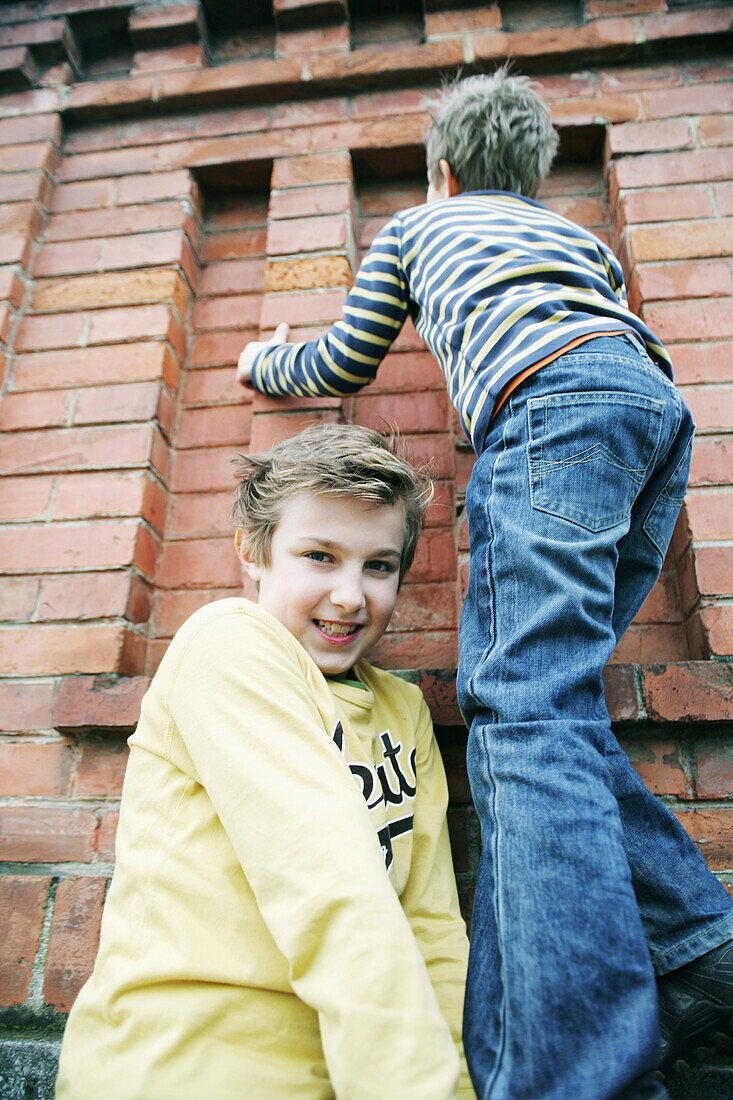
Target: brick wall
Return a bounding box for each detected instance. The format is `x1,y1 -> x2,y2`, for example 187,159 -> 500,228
0,2 -> 731,1097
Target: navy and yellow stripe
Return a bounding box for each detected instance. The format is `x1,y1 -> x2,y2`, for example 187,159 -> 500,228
252,192 -> 672,455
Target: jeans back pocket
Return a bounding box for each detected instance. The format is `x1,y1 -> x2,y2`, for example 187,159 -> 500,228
528,392 -> 664,533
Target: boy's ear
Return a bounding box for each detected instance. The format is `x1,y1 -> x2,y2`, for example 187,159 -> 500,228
234,528 -> 262,582
440,158 -> 462,198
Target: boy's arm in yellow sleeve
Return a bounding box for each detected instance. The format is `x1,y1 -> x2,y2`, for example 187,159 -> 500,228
167,606 -> 461,1100
399,695 -> 477,1098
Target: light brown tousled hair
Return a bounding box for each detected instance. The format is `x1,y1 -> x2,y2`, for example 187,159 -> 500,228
232,422 -> 434,583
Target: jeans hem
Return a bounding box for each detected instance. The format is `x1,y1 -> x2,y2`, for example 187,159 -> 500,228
651,911 -> 733,976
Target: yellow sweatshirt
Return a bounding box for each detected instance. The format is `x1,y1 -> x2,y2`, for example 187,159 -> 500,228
56,599 -> 475,1099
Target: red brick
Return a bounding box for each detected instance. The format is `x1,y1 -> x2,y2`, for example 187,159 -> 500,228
115,169 -> 199,207
51,470 -> 149,522
0,423 -> 157,475
642,661 -> 733,723
199,258 -> 265,296
354,390 -> 450,435
153,587 -> 239,637
673,806 -> 733,872
175,404 -> 251,450
14,310 -> 85,351
202,228 -> 267,264
191,293 -> 260,331
33,237 -> 105,278
586,0 -> 663,14
616,186 -> 714,230
36,571 -> 135,621
54,674 -> 149,732
0,520 -> 141,574
14,342 -> 179,391
43,876 -> 106,1012
370,628 -> 457,670
630,259 -> 733,311
0,740 -> 72,797
642,298 -> 733,343
689,436 -> 733,487
607,117 -> 692,157
612,148 -> 733,192
49,177 -> 115,213
617,735 -> 691,799
103,231 -> 197,288
260,289 -> 347,328
271,152 -> 353,189
632,571 -> 682,625
609,622 -> 689,664
268,182 -> 352,221
628,218 -> 733,264
695,740 -> 733,800
157,535 -> 241,589
0,475 -> 53,520
683,385 -> 733,433
643,82 -> 733,121
0,805 -> 97,862
0,876 -> 51,1007
671,341 -> 733,385
700,604 -> 733,657
0,141 -> 56,174
0,112 -> 59,146
699,115 -> 733,149
46,201 -> 190,243
0,169 -> 49,205
0,231 -> 32,267
189,330 -> 251,368
389,581 -> 457,632
96,809 -> 119,861
425,5 -> 500,37
0,389 -> 68,431
249,407 -> 341,451
86,304 -> 184,358
267,214 -> 349,255
75,742 -> 130,798
685,490 -> 733,541
0,574 -> 38,620
0,264 -> 24,308
71,380 -> 164,427
715,182 -> 733,217
0,623 -> 134,676
132,44 -> 205,75
170,445 -> 238,493
0,680 -> 55,733
275,22 -> 349,57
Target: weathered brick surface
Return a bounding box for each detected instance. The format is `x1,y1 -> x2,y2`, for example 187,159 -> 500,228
0,876 -> 51,1007
43,876 -> 107,1012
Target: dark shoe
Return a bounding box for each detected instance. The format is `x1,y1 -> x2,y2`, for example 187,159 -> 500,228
657,939 -> 733,1076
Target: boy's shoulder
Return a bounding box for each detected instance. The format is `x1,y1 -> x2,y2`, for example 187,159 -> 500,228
355,660 -> 430,719
163,597 -> 307,671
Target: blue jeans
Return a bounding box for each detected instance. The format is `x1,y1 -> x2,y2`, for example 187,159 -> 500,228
458,337 -> 733,1100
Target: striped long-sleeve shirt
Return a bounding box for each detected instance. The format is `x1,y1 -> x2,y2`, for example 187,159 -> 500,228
251,191 -> 673,455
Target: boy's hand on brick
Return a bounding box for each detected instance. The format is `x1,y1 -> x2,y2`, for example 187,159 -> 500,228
237,323 -> 290,388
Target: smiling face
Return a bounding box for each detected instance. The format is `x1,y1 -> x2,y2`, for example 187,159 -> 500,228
235,491 -> 405,677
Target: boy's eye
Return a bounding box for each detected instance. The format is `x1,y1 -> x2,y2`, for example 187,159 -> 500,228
366,559 -> 397,574
304,550 -> 332,563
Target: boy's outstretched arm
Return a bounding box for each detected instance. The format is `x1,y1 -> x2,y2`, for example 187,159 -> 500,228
237,215 -> 411,398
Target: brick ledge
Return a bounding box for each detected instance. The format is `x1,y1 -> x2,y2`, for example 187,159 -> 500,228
50,661 -> 733,734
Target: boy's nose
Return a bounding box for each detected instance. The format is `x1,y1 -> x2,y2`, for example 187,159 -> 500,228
330,569 -> 366,613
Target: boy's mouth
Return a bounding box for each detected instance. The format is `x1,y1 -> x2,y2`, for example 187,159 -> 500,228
315,619 -> 361,638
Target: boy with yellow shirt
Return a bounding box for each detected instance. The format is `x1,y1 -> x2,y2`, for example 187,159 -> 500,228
56,422 -> 475,1100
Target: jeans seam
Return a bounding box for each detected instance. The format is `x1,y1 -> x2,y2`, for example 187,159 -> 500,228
651,912 -> 733,974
